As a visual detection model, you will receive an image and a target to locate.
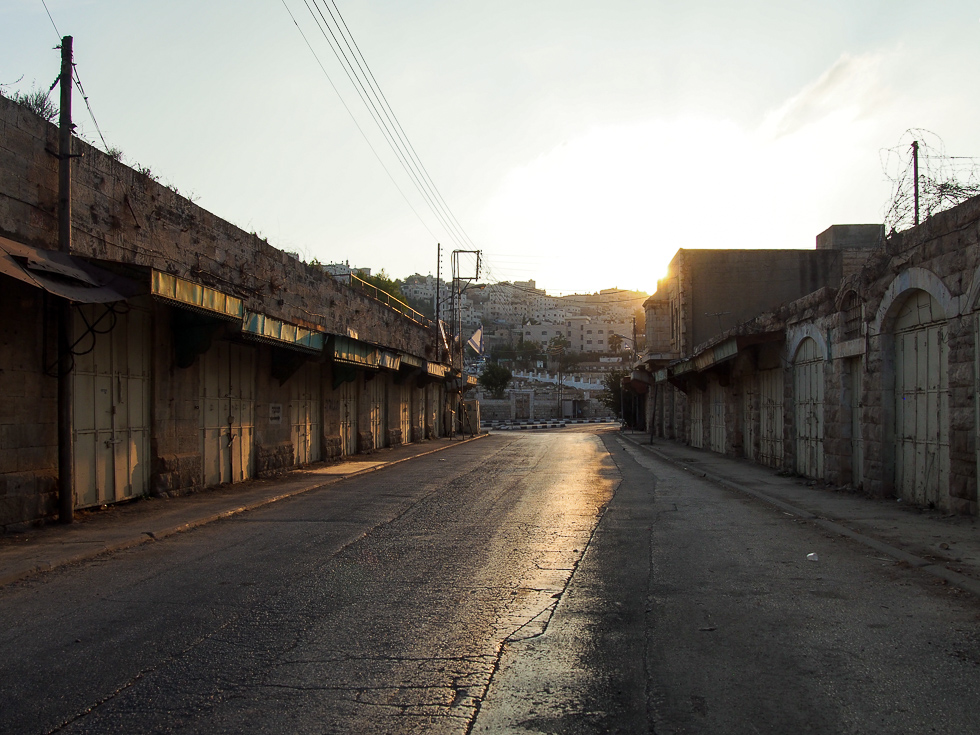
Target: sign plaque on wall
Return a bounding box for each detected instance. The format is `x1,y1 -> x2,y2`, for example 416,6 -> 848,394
269,403 -> 283,425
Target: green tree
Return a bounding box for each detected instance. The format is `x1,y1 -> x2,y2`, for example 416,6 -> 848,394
599,369 -> 629,417
478,362 -> 512,399
360,269 -> 406,303
607,333 -> 623,353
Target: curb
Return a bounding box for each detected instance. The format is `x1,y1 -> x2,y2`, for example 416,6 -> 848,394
0,434 -> 489,588
618,434 -> 980,600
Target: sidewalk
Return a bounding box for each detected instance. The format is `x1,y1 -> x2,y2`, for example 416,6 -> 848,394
0,435 -> 486,588
618,430 -> 980,599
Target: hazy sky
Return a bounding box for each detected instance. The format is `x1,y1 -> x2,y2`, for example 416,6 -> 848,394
3,1 -> 978,294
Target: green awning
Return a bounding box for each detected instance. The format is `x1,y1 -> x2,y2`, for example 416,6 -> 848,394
242,312 -> 323,353
331,335 -> 379,368
379,351 -> 401,371
399,353 -> 424,368
152,270 -> 243,321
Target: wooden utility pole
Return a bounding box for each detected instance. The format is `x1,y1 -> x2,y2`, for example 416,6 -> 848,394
912,140 -> 920,226
57,35 -> 74,524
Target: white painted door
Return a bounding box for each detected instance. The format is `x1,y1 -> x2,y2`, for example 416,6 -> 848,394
794,338 -> 824,478
758,368 -> 784,469
201,341 -> 255,486
708,380 -> 725,454
73,305 -> 151,507
290,361 -> 321,465
894,290 -> 949,508
688,388 -> 704,449
338,379 -> 357,456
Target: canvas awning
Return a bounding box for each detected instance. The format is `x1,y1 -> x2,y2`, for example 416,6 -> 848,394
0,236 -> 141,303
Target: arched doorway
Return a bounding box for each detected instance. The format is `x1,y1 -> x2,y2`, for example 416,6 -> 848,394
892,289 -> 949,508
794,337 -> 824,479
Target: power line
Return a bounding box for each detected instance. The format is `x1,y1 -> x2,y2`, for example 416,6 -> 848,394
325,0 -> 480,250
38,1 -> 112,153
284,0 -> 476,250
279,0 -> 439,242
305,0 -> 471,249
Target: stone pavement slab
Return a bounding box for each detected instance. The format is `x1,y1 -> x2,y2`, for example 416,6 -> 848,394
618,429 -> 980,598
0,435 -> 486,588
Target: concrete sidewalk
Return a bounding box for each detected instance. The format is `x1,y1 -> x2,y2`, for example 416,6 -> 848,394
0,435 -> 486,588
618,429 -> 980,599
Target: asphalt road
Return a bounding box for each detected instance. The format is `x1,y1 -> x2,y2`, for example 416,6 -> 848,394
2,429 -> 979,734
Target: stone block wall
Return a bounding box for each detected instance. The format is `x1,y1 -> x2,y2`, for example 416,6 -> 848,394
0,96 -> 435,360
0,279 -> 59,527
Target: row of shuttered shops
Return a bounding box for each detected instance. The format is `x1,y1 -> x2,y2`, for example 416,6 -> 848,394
1,263 -> 469,524
647,282 -> 977,515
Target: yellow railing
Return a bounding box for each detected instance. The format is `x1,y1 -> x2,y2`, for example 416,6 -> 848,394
336,273 -> 431,327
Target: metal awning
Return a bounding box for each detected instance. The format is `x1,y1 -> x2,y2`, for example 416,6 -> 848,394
242,312 -> 324,353
378,351 -> 401,371
424,362 -> 449,378
331,335 -> 379,368
0,236 -> 141,303
151,270 -> 243,321
399,353 -> 424,368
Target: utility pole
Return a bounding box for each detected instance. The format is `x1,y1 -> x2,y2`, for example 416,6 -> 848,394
57,36 -> 74,524
912,140 -> 920,226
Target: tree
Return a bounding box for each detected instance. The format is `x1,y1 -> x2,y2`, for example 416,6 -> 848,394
478,362 -> 512,399
360,269 -> 406,303
599,369 -> 629,418
608,333 -> 623,353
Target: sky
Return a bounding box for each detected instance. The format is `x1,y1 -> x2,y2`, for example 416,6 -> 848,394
2,1 -> 979,295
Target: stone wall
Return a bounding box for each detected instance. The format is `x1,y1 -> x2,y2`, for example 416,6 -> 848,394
649,196 -> 980,515
0,96 -> 434,359
0,96 -> 457,528
0,279 -> 58,526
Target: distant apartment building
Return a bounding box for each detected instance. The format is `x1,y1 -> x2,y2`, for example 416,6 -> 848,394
319,261 -> 371,278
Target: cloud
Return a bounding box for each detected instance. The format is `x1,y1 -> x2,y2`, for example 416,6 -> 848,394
764,52 -> 889,138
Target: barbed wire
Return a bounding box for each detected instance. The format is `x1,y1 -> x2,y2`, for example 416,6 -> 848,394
881,129 -> 980,234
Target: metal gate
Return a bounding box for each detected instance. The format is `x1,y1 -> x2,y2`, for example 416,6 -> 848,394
400,383 -> 412,444
289,361 -> 321,465
758,368 -> 783,468
848,357 -> 864,487
201,341 -> 255,486
793,337 -> 824,478
73,304 -> 151,507
708,380 -> 725,454
338,378 -> 357,456
514,392 -> 531,420
688,388 -> 704,449
742,376 -> 756,461
368,375 -> 387,450
894,290 -> 948,508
